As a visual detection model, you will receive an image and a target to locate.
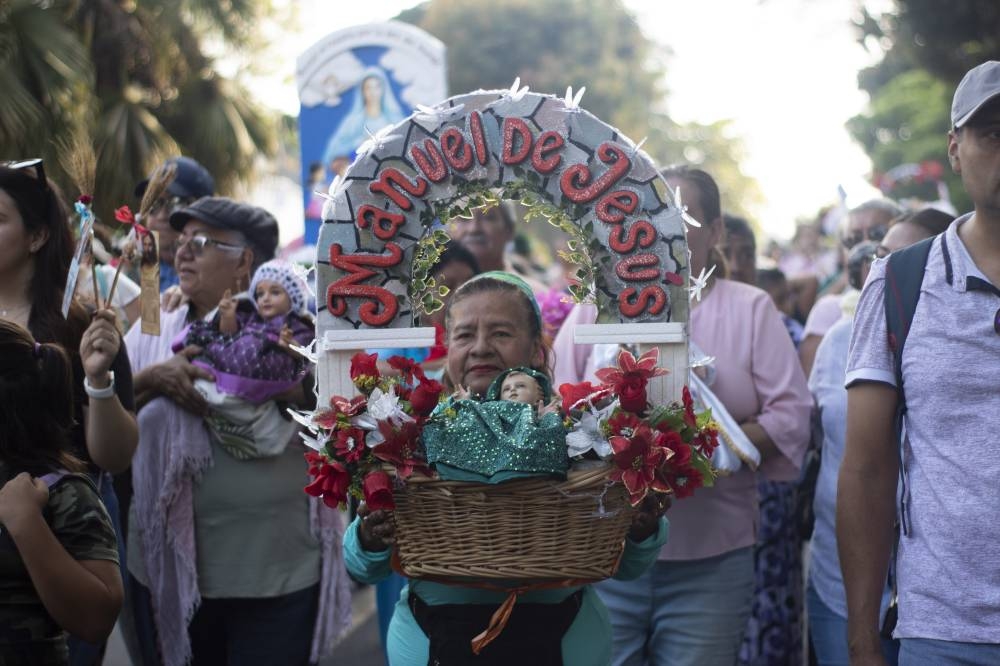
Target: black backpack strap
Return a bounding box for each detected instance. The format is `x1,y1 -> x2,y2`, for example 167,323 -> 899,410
882,234 -> 934,537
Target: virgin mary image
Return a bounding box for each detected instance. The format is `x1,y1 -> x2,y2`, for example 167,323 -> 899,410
322,66 -> 406,167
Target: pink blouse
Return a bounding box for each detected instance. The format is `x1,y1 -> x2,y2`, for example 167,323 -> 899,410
551,279 -> 812,560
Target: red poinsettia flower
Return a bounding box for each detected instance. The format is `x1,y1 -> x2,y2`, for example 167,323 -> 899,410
362,470 -> 396,511
608,423 -> 669,506
595,348 -> 669,415
692,427 -> 719,457
606,410 -> 642,437
660,462 -> 700,499
387,355 -> 427,384
333,426 -> 367,463
303,453 -> 351,508
682,386 -> 698,428
372,420 -> 431,479
409,377 -> 443,416
330,395 -> 367,417
558,380 -> 613,413
657,429 -> 691,467
350,352 -> 380,382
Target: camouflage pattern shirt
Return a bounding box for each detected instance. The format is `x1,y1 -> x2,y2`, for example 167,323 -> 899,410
0,466 -> 119,666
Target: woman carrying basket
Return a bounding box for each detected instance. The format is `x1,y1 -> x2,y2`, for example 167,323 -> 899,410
344,271 -> 669,666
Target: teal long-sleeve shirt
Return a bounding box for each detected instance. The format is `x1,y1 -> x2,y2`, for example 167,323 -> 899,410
344,514 -> 668,665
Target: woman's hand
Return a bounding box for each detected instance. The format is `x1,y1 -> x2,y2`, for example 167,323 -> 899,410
453,385 -> 472,400
80,310 -> 121,382
153,345 -> 214,415
357,502 -> 395,552
0,473 -> 48,533
628,493 -> 670,542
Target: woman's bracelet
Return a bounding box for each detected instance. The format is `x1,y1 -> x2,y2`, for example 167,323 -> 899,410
84,372 -> 116,400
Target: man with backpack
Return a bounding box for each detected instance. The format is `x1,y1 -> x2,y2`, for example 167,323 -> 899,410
838,60 -> 1000,665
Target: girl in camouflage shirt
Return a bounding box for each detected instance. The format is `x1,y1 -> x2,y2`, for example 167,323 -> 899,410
0,321 -> 121,665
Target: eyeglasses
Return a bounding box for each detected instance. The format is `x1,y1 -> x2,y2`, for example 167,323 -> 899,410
1,158 -> 50,203
842,224 -> 888,250
175,234 -> 245,257
149,195 -> 195,216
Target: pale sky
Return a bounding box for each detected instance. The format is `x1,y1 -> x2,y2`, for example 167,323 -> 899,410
245,0 -> 890,241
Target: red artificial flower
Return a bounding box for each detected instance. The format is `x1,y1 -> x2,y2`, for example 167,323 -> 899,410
350,352 -> 380,382
114,204 -> 149,235
693,427 -> 719,457
362,470 -> 396,511
77,194 -> 93,205
330,394 -> 367,417
303,454 -> 351,508
333,426 -> 367,463
114,205 -> 135,224
409,377 -> 443,416
609,423 -> 669,506
372,420 -> 431,479
313,408 -> 339,430
660,463 -> 700,499
558,381 -> 612,413
607,410 -> 642,437
595,348 -> 668,415
657,429 -> 691,467
682,386 -> 697,428
388,355 -> 426,384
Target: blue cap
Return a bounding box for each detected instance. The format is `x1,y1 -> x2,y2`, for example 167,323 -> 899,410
134,156 -> 215,200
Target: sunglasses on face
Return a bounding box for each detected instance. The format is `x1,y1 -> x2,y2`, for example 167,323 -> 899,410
842,224 -> 888,249
175,233 -> 245,257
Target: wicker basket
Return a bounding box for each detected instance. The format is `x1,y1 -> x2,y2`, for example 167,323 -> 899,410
391,461 -> 635,581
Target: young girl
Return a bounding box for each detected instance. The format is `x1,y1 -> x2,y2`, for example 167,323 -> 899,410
174,259 -> 314,459
344,271 -> 669,666
0,321 -> 123,664
423,366 -> 567,483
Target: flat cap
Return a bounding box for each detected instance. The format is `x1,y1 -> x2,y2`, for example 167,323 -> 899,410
170,196 -> 278,262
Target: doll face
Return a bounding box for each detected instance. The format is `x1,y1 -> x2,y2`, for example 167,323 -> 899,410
255,279 -> 292,319
500,372 -> 542,405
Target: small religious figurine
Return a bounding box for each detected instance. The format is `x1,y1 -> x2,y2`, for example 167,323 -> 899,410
422,367 -> 568,483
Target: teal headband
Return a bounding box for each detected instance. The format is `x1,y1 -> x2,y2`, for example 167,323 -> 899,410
485,366 -> 553,402
462,270 -> 542,331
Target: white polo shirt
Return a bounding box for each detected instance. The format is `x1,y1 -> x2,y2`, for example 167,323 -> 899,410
846,214 -> 1000,643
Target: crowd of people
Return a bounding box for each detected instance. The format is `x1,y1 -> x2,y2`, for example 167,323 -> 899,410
1,60 -> 998,666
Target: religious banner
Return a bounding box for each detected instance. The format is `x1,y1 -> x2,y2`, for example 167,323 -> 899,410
315,86 -> 693,404
296,21 -> 446,246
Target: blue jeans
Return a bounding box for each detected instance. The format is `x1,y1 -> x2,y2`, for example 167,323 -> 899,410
807,582 -> 898,666
899,638 -> 1000,665
596,546 -> 755,666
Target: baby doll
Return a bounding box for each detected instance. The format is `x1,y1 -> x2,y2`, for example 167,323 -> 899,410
422,367 -> 568,483
174,259 -> 314,459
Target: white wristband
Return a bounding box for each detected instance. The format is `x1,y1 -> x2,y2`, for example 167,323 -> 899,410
84,372 -> 116,400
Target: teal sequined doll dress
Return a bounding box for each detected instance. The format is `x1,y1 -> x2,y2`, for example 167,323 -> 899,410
422,368 -> 569,483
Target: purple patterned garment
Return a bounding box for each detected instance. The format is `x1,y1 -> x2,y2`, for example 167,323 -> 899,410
174,302 -> 314,403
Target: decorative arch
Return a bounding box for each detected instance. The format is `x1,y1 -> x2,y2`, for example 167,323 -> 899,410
316,88 -> 691,401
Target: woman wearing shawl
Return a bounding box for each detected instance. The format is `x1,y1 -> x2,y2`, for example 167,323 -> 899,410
123,197 -> 350,666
